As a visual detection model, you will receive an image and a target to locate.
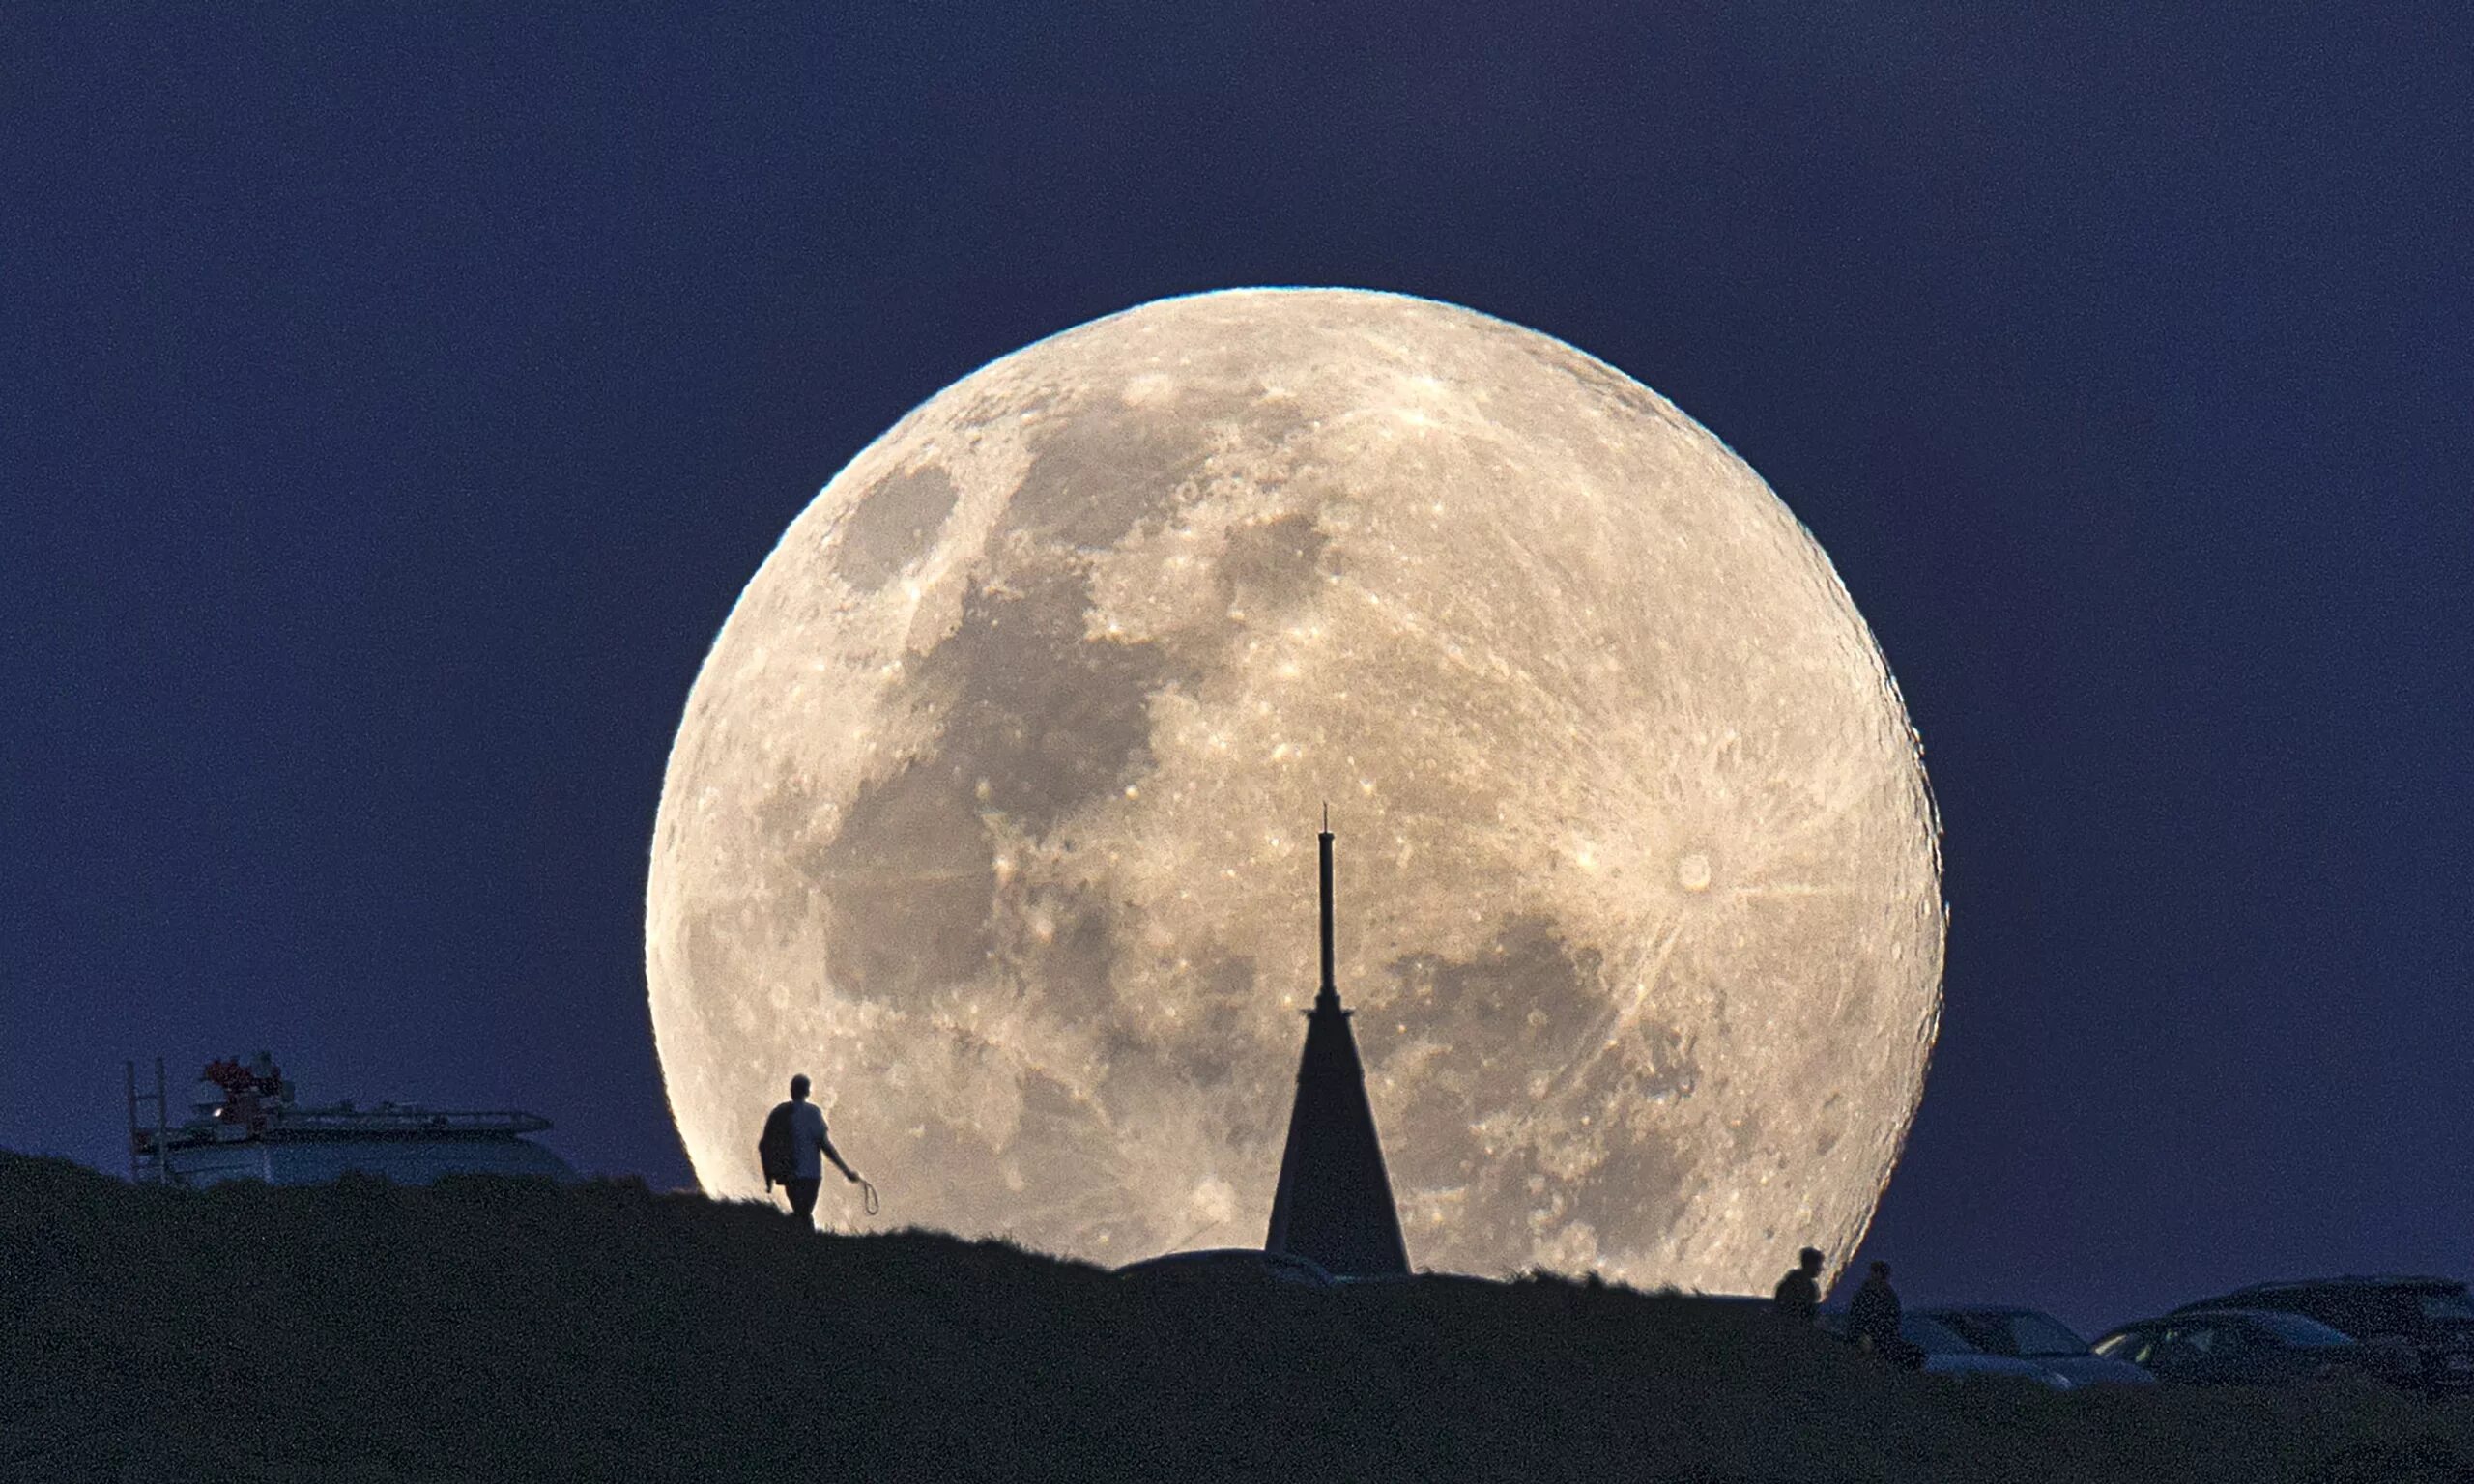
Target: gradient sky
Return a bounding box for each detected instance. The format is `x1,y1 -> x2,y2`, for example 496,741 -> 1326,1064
7,5 -> 2469,1332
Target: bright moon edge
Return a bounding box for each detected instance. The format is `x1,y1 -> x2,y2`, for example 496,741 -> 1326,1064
647,286 -> 1945,1295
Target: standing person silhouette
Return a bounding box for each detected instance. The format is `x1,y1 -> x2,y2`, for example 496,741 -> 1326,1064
1772,1247 -> 1825,1325
759,1074 -> 861,1228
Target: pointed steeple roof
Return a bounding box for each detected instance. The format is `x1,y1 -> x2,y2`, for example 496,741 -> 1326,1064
1264,812 -> 1411,1278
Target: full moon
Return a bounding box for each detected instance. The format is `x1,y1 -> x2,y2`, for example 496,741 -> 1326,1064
647,288 -> 1942,1291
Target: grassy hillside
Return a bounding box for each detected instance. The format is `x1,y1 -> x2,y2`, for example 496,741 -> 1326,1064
5,1154 -> 2469,1484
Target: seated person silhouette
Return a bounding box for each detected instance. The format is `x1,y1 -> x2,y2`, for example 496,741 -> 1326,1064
1849,1261 -> 1921,1368
1773,1247 -> 1824,1324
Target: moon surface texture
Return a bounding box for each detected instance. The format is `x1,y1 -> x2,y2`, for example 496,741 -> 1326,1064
647,289 -> 1942,1291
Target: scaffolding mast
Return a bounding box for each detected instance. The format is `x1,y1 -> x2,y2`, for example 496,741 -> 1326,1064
125,1058 -> 169,1184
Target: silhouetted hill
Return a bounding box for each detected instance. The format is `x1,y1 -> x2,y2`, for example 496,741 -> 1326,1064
6,1154 -> 2469,1483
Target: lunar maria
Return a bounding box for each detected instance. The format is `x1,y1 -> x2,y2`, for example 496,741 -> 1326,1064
647,288 -> 1943,1292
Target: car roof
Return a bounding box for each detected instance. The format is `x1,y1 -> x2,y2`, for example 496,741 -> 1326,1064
2103,1308 -> 2360,1340
2216,1275 -> 2464,1295
1116,1246 -> 1334,1272
2165,1278 -> 2473,1320
2111,1307 -> 2344,1327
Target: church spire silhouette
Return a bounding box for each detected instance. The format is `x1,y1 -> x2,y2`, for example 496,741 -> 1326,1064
1264,809 -> 1412,1277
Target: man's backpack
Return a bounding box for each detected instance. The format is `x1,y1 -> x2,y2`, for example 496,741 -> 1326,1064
757,1102 -> 795,1190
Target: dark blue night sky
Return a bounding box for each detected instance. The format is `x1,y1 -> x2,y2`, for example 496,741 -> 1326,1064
7,5 -> 2469,1331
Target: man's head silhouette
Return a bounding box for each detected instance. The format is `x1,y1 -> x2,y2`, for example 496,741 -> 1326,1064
790,1074 -> 811,1100
1870,1260 -> 1891,1279
1799,1247 -> 1824,1275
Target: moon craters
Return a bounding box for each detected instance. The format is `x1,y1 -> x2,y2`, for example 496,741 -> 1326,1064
647,288 -> 1943,1295
830,465 -> 962,592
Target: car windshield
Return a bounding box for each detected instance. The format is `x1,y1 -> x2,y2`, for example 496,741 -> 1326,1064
2091,1330 -> 2149,1360
1262,1254 -> 1330,1285
2004,1313 -> 2091,1357
2241,1311 -> 2355,1347
1932,1310 -> 2087,1357
2420,1290 -> 2474,1324
1903,1316 -> 1975,1356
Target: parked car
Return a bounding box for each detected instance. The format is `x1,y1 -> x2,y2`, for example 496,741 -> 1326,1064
1821,1310 -> 2074,1387
2170,1276 -> 2474,1395
1919,1306 -> 2155,1386
1329,1270 -> 1505,1296
2093,1308 -> 2404,1386
1116,1247 -> 1339,1288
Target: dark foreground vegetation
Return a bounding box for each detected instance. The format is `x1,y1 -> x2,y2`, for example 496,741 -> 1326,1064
7,1155 -> 2473,1484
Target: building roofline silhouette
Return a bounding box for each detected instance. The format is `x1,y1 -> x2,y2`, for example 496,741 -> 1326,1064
1263,811 -> 1412,1277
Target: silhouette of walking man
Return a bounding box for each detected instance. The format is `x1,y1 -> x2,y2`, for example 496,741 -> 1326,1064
1849,1260 -> 1907,1360
1772,1246 -> 1825,1325
759,1074 -> 861,1228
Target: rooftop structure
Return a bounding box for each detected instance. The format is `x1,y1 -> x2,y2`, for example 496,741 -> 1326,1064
126,1051 -> 575,1188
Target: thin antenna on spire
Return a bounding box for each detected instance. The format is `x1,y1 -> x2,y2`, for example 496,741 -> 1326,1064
1318,809 -> 1337,998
